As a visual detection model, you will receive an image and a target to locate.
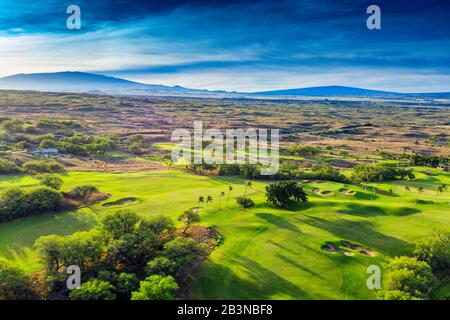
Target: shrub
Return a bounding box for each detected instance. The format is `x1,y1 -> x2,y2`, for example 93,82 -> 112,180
23,161 -> 63,174
35,174 -> 63,190
39,139 -> 57,149
69,279 -> 116,300
236,196 -> 255,208
0,159 -> 20,174
0,259 -> 31,299
131,275 -> 178,300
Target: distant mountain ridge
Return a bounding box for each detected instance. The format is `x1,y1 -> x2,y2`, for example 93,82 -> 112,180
254,86 -> 396,96
0,72 -> 449,98
0,71 -> 197,94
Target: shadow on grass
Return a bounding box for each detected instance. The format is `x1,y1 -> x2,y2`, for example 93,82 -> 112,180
255,213 -> 302,233
298,215 -> 414,256
337,203 -> 420,217
191,257 -> 311,299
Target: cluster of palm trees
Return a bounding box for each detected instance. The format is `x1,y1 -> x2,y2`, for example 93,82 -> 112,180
402,183 -> 448,204
194,181 -> 254,211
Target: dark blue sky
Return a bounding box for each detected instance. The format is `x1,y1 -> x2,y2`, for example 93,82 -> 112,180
1,0 -> 449,92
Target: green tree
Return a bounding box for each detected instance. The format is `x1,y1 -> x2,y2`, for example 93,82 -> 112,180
178,209 -> 200,234
69,279 -> 116,300
218,191 -> 225,210
243,181 -> 253,197
196,196 -> 205,210
71,185 -> 99,204
265,181 -> 308,208
382,256 -> 437,299
206,195 -> 213,207
35,174 -> 63,190
163,237 -> 206,278
226,186 -> 233,207
416,186 -> 424,203
131,275 -> 178,300
414,230 -> 450,274
236,196 -> 255,208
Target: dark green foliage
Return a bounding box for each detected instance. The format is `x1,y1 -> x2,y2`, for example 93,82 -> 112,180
352,164 -> 415,183
57,142 -> 88,156
34,210 -> 198,300
163,237 -> 206,279
290,145 -> 320,157
218,164 -> 241,176
23,161 -> 63,174
0,187 -> 63,222
69,279 -> 116,300
294,166 -> 348,183
0,259 -> 31,300
35,230 -> 104,274
381,256 -> 437,299
265,181 -> 308,208
35,174 -> 63,190
414,230 -> 450,276
236,196 -> 255,208
115,273 -> 139,298
128,143 -> 142,155
0,159 -> 21,174
131,275 -> 178,300
39,139 -> 57,149
146,257 -> 176,276
377,290 -> 422,300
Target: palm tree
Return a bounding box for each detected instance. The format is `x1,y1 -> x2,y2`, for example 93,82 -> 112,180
226,186 -> 233,208
416,187 -> 424,204
218,191 -> 225,209
206,195 -> 213,207
196,196 -> 205,210
435,185 -> 446,203
243,181 -> 253,197
403,185 -> 410,202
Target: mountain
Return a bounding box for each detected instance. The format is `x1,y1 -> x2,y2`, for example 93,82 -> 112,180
0,72 -> 449,99
0,72 -> 199,95
254,86 -> 397,96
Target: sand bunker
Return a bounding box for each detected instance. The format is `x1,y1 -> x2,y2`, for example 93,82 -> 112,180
341,240 -> 376,256
321,240 -> 375,257
102,197 -> 137,207
338,188 -> 355,195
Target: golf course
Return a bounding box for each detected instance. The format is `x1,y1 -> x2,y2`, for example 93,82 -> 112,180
1,168 -> 448,299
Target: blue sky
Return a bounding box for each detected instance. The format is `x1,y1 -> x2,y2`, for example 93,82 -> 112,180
0,0 -> 449,92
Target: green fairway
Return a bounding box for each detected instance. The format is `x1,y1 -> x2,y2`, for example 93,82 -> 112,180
0,169 -> 449,299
